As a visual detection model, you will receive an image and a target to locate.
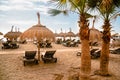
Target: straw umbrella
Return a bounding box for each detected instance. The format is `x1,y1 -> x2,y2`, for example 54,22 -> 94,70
58,28 -> 66,40
20,12 -> 55,61
59,32 -> 66,37
89,18 -> 102,48
4,26 -> 22,41
66,28 -> 75,40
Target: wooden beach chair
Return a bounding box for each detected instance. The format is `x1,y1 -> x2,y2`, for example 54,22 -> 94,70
23,51 -> 38,66
41,50 -> 57,63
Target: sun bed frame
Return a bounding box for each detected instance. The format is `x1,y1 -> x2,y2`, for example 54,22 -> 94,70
41,50 -> 57,63
23,51 -> 38,66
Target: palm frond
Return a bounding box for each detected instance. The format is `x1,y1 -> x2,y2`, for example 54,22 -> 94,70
69,0 -> 81,12
85,12 -> 94,19
88,0 -> 99,9
48,9 -> 68,16
113,0 -> 120,7
55,0 -> 67,10
110,12 -> 120,20
99,0 -> 113,13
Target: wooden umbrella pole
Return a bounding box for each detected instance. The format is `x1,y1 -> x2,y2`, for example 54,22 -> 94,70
37,42 -> 40,61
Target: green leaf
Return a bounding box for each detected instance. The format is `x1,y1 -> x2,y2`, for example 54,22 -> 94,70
85,12 -> 93,18
48,9 -> 68,16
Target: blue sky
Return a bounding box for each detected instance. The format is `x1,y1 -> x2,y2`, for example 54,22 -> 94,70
0,0 -> 120,35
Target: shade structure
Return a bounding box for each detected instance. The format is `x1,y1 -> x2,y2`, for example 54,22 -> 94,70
58,32 -> 66,40
20,12 -> 55,61
89,27 -> 102,42
89,18 -> 102,42
4,26 -> 22,40
20,24 -> 55,41
58,32 -> 66,37
89,18 -> 102,49
66,28 -> 75,40
66,31 -> 76,37
4,31 -> 22,40
57,28 -> 66,37
0,32 -> 3,35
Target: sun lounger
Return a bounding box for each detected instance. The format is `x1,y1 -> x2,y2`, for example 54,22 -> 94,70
41,50 -> 57,63
76,49 -> 100,59
111,48 -> 120,54
1,42 -> 11,49
91,49 -> 100,59
23,51 -> 38,66
2,42 -> 19,49
11,43 -> 19,49
46,43 -> 52,48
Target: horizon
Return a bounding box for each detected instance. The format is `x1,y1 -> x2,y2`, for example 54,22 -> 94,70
0,0 -> 120,35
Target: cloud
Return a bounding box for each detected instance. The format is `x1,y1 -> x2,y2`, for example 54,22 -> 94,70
0,0 -> 53,15
7,20 -> 36,25
0,0 -> 34,11
0,14 -> 7,18
30,0 -> 51,3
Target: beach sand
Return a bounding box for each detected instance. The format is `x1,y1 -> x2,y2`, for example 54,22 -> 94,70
0,42 -> 120,80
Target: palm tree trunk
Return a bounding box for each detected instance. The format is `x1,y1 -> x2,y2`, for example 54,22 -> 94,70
100,41 -> 110,75
79,14 -> 91,80
99,21 -> 111,76
80,39 -> 91,80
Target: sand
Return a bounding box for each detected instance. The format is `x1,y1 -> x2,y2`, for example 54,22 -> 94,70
0,42 -> 120,80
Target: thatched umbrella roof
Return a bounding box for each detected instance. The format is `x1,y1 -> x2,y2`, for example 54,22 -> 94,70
20,24 -> 55,41
65,28 -> 75,40
4,32 -> 21,40
66,28 -> 75,37
4,26 -> 22,40
89,28 -> 102,42
66,31 -> 75,37
58,32 -> 66,37
0,32 -> 3,35
57,28 -> 66,37
89,19 -> 102,43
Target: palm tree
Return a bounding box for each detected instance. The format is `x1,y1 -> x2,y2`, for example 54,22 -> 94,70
48,0 -> 94,79
88,0 -> 120,76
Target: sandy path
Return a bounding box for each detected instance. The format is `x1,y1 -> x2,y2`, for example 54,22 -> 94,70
0,42 -> 120,80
